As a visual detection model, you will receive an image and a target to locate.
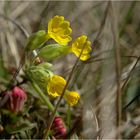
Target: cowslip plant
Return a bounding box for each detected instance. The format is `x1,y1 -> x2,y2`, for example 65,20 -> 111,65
25,15 -> 92,107
19,15 -> 92,138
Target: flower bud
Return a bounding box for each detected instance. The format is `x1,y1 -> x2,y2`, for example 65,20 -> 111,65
26,63 -> 54,92
51,116 -> 67,138
3,86 -> 27,113
53,116 -> 63,126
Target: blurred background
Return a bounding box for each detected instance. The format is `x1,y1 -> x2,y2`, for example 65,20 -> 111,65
0,1 -> 140,139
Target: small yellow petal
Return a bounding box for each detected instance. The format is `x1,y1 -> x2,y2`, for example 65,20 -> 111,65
51,16 -> 64,30
60,21 -> 70,29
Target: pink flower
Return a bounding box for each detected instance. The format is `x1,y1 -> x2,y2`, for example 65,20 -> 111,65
3,86 -> 27,113
51,116 -> 67,139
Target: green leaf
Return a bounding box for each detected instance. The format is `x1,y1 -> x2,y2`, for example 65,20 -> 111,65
5,120 -> 37,134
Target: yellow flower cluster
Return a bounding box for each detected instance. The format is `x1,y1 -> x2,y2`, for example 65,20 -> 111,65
45,16 -> 92,105
47,75 -> 80,106
27,15 -> 93,107
47,15 -> 92,61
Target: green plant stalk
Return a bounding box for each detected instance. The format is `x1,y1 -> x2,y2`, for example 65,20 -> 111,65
32,81 -> 58,115
67,104 -> 71,132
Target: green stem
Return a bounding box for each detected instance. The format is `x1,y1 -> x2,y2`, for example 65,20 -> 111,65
32,82 -> 58,114
67,104 -> 71,132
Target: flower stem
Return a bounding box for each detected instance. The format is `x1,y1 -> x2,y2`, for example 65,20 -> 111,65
32,82 -> 57,113
67,104 -> 71,132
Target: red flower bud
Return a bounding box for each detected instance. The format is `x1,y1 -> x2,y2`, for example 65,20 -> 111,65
3,86 -> 27,113
53,117 -> 63,126
51,116 -> 67,139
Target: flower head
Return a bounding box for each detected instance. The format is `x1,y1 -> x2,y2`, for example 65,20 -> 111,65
26,62 -> 53,90
47,75 -> 66,97
64,91 -> 80,106
48,15 -> 72,45
71,35 -> 92,61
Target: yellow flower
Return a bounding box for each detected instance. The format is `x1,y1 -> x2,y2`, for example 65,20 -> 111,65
48,15 -> 72,45
46,74 -> 80,106
64,91 -> 80,106
71,35 -> 92,61
47,75 -> 66,97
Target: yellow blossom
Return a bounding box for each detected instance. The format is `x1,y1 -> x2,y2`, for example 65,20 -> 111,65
47,75 -> 66,97
48,15 -> 72,45
71,35 -> 92,61
64,91 -> 80,106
